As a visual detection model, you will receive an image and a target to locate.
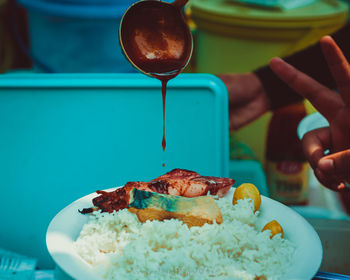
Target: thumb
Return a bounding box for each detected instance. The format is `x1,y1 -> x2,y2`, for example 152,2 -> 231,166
318,149 -> 350,176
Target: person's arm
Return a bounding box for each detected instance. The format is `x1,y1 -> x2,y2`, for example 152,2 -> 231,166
255,22 -> 350,110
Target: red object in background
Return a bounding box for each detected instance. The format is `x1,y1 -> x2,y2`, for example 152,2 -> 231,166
0,0 -> 32,72
265,102 -> 309,205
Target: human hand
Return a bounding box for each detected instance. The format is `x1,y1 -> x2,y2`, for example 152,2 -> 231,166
269,36 -> 350,191
217,73 -> 270,130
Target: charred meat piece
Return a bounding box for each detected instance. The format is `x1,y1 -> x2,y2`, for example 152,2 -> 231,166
79,185 -> 133,214
80,168 -> 235,214
154,168 -> 200,181
150,169 -> 234,197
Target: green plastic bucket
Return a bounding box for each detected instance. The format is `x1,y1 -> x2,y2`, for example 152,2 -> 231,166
191,0 -> 348,74
190,0 -> 348,163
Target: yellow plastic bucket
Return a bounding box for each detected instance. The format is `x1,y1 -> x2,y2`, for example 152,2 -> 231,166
190,0 -> 348,163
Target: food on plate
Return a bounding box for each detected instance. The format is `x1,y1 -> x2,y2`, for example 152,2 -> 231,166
79,187 -> 131,214
75,173 -> 295,280
232,183 -> 261,212
149,168 -> 234,198
262,220 -> 284,239
79,168 -> 235,214
128,188 -> 223,227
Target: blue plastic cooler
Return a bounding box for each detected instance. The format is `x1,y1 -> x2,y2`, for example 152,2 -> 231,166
0,73 -> 229,268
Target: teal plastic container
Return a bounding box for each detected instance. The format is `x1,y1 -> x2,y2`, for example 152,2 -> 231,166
0,73 -> 229,268
18,0 -> 137,72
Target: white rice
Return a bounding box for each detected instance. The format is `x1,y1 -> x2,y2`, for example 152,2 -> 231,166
74,193 -> 296,280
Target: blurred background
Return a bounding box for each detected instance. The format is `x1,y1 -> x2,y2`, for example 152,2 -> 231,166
1,0 -> 350,278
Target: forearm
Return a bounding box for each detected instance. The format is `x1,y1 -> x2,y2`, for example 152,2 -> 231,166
254,22 -> 350,110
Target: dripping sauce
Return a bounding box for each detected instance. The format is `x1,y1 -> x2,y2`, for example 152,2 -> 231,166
120,0 -> 192,158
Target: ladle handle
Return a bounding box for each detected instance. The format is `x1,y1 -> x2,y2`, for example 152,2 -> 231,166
172,0 -> 189,9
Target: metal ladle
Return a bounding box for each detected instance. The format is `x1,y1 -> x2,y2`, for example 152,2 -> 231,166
119,0 -> 193,79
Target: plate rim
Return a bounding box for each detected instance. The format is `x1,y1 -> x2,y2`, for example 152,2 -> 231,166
46,187 -> 323,280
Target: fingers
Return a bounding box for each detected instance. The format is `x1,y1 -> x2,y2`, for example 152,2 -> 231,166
317,149 -> 350,190
301,127 -> 340,191
218,73 -> 269,130
314,168 -> 336,191
301,127 -> 331,169
320,36 -> 350,106
301,127 -> 350,191
270,57 -> 343,121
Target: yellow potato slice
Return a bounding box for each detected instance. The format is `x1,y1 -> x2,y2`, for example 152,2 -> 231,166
232,183 -> 261,212
262,220 -> 284,239
128,188 -> 223,227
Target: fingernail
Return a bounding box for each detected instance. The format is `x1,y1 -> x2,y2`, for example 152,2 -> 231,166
318,159 -> 334,171
337,182 -> 345,190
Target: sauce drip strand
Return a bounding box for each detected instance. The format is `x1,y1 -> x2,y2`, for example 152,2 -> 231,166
120,0 -> 192,155
162,80 -> 167,152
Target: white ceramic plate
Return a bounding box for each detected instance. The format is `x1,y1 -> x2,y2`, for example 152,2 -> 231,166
47,188 -> 322,280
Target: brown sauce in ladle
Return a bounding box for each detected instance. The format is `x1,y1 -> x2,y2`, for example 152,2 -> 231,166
119,0 -> 192,158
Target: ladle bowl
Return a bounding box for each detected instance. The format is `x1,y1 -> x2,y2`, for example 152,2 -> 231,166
119,0 -> 193,78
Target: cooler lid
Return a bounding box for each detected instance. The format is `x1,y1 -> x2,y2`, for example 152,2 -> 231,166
0,73 -> 229,266
190,0 -> 348,27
